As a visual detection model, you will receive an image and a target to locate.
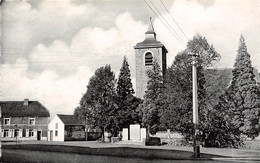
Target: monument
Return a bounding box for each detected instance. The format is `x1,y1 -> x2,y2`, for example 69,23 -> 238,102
122,124 -> 146,143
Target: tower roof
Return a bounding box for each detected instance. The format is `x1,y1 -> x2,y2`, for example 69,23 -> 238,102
145,17 -> 156,35
134,18 -> 168,52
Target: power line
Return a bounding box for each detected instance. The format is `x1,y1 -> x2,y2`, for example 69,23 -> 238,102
143,0 -> 185,46
2,61 -> 92,64
3,47 -> 133,57
0,61 -> 102,68
159,0 -> 189,41
148,0 -> 186,44
2,51 -> 109,56
0,57 -> 113,64
145,0 -> 185,45
1,64 -> 91,68
0,56 -> 123,68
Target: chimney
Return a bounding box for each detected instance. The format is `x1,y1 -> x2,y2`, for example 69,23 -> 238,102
24,99 -> 29,106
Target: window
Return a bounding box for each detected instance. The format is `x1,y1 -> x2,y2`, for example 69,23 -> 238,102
29,130 -> 34,137
4,130 -> 9,137
0,129 -> 4,137
19,129 -> 23,138
15,129 -> 20,137
4,118 -> 10,125
29,118 -> 35,125
55,123 -> 58,136
10,129 -> 15,137
145,52 -> 153,66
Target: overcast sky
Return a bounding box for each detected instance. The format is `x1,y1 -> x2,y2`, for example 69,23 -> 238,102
1,0 -> 260,118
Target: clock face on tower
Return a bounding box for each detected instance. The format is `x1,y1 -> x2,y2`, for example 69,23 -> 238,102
134,19 -> 168,99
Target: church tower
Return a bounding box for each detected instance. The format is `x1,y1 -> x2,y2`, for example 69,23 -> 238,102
134,18 -> 168,99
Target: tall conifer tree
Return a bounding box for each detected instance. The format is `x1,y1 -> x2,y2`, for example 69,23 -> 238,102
228,35 -> 260,138
116,56 -> 141,130
117,56 -> 134,98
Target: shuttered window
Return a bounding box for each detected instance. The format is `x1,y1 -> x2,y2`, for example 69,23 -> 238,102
145,52 -> 153,66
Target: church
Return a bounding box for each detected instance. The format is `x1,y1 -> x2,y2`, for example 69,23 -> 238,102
134,19 -> 168,98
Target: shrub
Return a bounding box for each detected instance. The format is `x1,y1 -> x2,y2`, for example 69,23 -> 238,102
145,137 -> 161,146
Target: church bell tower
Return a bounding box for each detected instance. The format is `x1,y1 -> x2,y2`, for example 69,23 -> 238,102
134,18 -> 168,99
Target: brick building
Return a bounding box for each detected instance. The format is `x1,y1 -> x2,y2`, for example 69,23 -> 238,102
0,99 -> 50,141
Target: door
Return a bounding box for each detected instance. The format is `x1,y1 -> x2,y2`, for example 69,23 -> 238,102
50,131 -> 53,141
37,131 -> 42,140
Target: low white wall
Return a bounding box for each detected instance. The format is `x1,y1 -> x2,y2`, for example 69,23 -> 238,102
0,137 -> 37,141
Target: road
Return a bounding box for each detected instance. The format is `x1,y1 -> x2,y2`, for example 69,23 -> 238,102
2,149 -> 251,163
1,141 -> 260,162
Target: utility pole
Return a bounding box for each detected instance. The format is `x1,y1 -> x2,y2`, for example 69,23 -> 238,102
15,124 -> 18,145
0,106 -> 2,159
190,52 -> 200,158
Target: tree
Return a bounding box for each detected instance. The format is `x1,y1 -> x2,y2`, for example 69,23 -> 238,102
78,65 -> 118,138
205,91 -> 242,148
159,34 -> 220,141
161,50 -> 206,139
203,68 -> 232,110
139,60 -> 164,135
117,56 -> 135,98
225,35 -> 260,138
185,34 -> 220,68
116,56 -> 142,130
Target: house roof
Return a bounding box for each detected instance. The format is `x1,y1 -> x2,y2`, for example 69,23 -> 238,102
0,101 -> 50,117
210,67 -> 260,87
57,114 -> 84,125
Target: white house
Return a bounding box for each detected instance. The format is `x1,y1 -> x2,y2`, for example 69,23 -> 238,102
48,114 -> 85,142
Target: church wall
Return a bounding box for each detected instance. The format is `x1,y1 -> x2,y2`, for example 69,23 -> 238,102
135,48 -> 165,99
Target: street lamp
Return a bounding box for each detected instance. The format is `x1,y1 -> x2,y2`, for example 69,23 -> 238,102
189,51 -> 200,158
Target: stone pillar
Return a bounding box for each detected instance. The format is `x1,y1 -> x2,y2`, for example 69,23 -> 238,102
140,128 -> 146,140
130,124 -> 140,141
141,128 -> 146,145
122,128 -> 128,141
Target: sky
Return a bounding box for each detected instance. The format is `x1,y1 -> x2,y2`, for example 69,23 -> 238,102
1,0 -> 260,118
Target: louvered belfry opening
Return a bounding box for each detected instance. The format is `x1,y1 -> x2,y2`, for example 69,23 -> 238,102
145,52 -> 153,66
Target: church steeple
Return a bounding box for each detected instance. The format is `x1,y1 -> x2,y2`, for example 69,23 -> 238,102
134,17 -> 168,99
145,17 -> 156,40
134,17 -> 167,50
